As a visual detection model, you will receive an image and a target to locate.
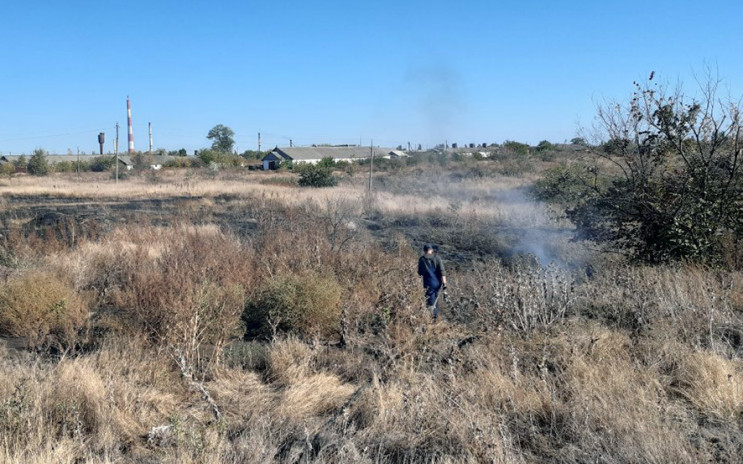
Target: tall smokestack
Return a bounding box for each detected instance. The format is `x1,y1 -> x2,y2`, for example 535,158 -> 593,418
127,96 -> 134,154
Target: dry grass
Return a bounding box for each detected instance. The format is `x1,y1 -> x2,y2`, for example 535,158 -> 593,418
1,162 -> 743,462
0,270 -> 88,349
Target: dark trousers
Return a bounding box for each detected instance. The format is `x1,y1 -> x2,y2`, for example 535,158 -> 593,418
425,286 -> 440,319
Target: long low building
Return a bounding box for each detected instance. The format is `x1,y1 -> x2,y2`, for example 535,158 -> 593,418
0,154 -> 183,171
262,146 -> 400,170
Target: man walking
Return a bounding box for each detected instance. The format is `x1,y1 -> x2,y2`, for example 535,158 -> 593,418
417,244 -> 447,322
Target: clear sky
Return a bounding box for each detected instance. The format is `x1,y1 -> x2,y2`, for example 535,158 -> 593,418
1,0 -> 742,154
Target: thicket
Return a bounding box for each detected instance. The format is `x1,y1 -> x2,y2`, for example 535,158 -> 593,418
536,76 -> 743,266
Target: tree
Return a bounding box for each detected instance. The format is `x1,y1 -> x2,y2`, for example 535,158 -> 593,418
536,140 -> 555,152
569,74 -> 743,264
207,124 -> 235,153
570,137 -> 588,146
27,149 -> 49,176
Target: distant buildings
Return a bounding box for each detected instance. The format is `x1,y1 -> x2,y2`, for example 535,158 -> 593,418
261,146 -> 400,170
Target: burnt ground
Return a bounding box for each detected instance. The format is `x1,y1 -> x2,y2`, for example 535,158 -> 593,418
0,193 -> 582,272
0,195 -> 260,245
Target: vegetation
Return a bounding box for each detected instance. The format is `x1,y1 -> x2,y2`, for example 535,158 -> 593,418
296,163 -> 338,187
244,271 -> 342,338
0,270 -> 86,349
0,95 -> 742,460
207,124 -> 236,153
550,76 -> 743,265
27,149 -> 49,176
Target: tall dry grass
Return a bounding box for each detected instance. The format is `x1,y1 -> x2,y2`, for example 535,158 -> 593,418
1,164 -> 743,462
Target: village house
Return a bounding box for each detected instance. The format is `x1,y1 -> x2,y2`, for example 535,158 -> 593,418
261,146 -> 398,170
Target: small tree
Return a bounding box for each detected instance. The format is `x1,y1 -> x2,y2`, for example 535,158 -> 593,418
536,140 -> 555,152
207,124 -> 235,153
570,73 -> 743,264
27,149 -> 49,176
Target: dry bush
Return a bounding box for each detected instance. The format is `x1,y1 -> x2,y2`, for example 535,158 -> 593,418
245,271 -> 342,339
0,270 -> 87,349
452,260 -> 576,333
580,264 -> 743,354
74,225 -> 254,372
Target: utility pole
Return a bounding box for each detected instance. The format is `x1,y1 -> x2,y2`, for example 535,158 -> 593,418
148,122 -> 152,155
368,139 -> 374,193
115,122 -> 119,184
258,132 -> 261,152
76,147 -> 80,180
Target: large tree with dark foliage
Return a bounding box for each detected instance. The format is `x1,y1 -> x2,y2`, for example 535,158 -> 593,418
207,124 -> 236,153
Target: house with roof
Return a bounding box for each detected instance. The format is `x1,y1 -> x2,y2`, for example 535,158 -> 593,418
385,150 -> 410,159
261,145 -> 398,170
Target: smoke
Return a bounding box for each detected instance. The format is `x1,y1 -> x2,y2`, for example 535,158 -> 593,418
404,65 -> 466,142
490,187 -> 575,268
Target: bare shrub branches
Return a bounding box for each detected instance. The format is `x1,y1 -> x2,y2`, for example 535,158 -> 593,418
573,73 -> 743,264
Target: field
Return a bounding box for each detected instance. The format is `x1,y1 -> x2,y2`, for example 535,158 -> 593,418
1,155 -> 742,463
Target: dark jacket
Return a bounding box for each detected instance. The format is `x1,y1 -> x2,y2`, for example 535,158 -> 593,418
418,254 -> 445,289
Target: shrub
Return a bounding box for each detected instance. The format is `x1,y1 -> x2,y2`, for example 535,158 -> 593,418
105,229 -> 250,372
89,156 -> 115,172
532,163 -> 603,204
0,271 -> 87,348
27,149 -> 49,176
316,156 -> 336,168
53,160 -> 74,173
572,75 -> 743,264
297,164 -> 337,187
535,140 -> 555,152
502,140 -> 530,156
244,271 -> 342,339
0,162 -> 15,176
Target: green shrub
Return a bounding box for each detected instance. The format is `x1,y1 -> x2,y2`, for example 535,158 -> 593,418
532,164 -> 602,204
89,156 -> 115,172
297,164 -> 337,187
502,140 -> 530,156
316,157 -> 336,168
27,149 -> 49,176
0,271 -> 87,349
244,272 -> 342,339
535,140 -> 555,152
53,161 -> 74,173
0,163 -> 15,176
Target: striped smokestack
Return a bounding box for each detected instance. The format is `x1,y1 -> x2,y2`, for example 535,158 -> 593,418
127,96 -> 135,154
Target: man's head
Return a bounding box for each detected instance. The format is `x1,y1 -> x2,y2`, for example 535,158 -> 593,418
423,243 -> 434,255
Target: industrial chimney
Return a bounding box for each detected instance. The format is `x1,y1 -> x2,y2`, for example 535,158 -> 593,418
127,96 -> 134,154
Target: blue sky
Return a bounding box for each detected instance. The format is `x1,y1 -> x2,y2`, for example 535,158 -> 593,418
1,0 -> 742,154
